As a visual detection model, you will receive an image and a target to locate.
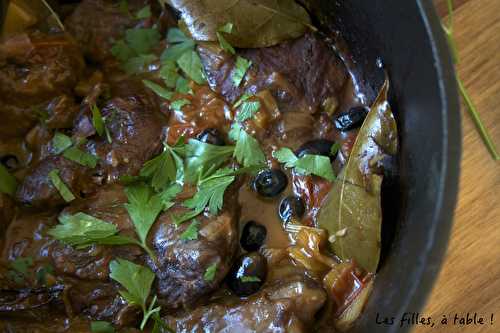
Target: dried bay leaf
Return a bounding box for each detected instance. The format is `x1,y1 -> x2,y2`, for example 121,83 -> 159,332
318,80 -> 397,273
166,0 -> 312,48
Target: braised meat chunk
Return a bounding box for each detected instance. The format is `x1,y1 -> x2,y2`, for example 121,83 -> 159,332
0,32 -> 84,138
165,275 -> 326,332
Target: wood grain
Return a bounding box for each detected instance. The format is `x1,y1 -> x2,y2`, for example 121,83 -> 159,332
412,0 -> 500,332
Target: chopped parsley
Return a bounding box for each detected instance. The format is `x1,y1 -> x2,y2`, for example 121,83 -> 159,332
161,38 -> 195,62
111,28 -> 160,74
51,132 -> 73,154
7,256 -> 33,284
122,54 -> 158,74
48,212 -> 134,248
90,321 -> 115,333
240,275 -> 261,283
143,79 -> 173,100
217,23 -> 235,54
171,98 -> 191,111
140,147 -> 178,191
36,264 -> 54,286
229,123 -> 266,167
235,99 -> 260,122
159,60 -> 179,88
0,164 -> 18,196
203,262 -> 217,282
232,56 -> 252,87
273,147 -> 335,181
179,219 -> 200,241
175,77 -> 192,94
158,183 -> 182,211
109,259 -> 160,330
125,28 -> 161,55
135,5 -> 151,19
184,139 -> 234,183
330,142 -> 341,156
124,183 -> 163,260
184,168 -> 236,215
91,104 -> 105,137
48,169 -> 75,202
177,50 -> 206,85
63,146 -> 99,168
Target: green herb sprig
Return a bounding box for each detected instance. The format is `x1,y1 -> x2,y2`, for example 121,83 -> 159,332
444,0 -> 499,160
0,164 -> 17,196
273,147 -> 335,181
109,259 -> 160,330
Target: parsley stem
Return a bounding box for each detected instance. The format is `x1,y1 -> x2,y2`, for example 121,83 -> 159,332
444,0 -> 499,160
457,78 -> 500,160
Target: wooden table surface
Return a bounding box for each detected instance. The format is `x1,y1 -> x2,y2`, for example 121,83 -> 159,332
412,1 -> 500,332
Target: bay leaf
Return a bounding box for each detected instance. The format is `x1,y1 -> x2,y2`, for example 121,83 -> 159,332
166,0 -> 312,48
317,79 -> 397,273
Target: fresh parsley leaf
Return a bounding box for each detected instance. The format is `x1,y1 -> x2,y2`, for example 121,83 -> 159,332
109,259 -> 160,330
158,183 -> 182,211
229,123 -> 266,167
175,76 -> 192,94
36,264 -> 54,286
0,164 -> 17,196
161,39 -> 195,62
232,56 -> 251,87
48,212 -> 130,247
273,147 -> 298,168
124,183 -> 163,249
159,60 -> 179,88
135,5 -> 151,19
171,98 -> 191,111
179,219 -> 200,241
167,28 -> 191,43
118,0 -> 129,16
240,275 -> 261,283
217,23 -> 235,54
48,169 -> 75,202
123,54 -> 157,74
125,28 -> 161,55
143,79 -> 173,100
51,132 -> 73,154
91,104 -> 105,137
90,321 -> 115,333
294,155 -> 335,181
203,262 -> 217,282
171,209 -> 202,226
236,100 -> 260,122
7,257 -> 33,284
273,148 -> 335,181
184,168 -> 235,215
140,148 -> 177,191
184,139 -> 234,183
63,147 -> 99,168
218,22 -> 234,34
111,40 -> 134,62
10,256 -> 33,276
233,93 -> 252,108
330,142 -> 341,156
177,50 -> 206,85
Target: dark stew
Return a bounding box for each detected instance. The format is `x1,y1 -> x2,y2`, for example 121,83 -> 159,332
0,1 -> 398,332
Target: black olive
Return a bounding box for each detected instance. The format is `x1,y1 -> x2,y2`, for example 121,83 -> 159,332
227,252 -> 267,297
240,221 -> 267,252
296,139 -> 336,159
252,169 -> 288,198
0,155 -> 19,170
279,196 -> 305,224
196,128 -> 225,146
333,106 -> 369,131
